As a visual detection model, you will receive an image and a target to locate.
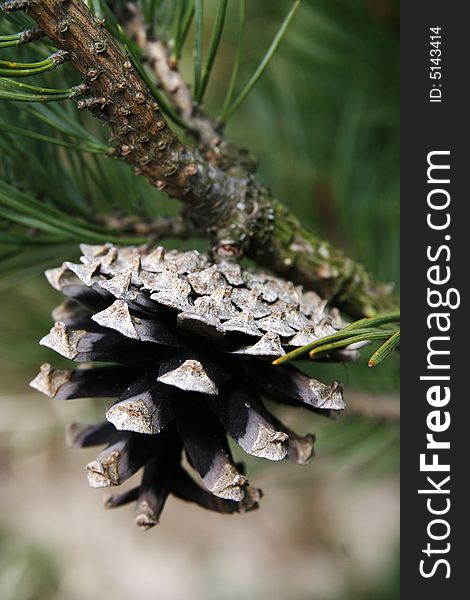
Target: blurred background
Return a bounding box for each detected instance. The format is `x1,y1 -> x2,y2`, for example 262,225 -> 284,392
0,1 -> 399,598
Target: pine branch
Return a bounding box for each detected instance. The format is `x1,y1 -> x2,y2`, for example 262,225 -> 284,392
3,0 -> 397,317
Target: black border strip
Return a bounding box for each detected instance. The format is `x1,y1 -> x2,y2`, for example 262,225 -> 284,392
401,2 -> 467,595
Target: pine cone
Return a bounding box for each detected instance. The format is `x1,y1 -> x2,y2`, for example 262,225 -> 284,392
30,243 -> 353,529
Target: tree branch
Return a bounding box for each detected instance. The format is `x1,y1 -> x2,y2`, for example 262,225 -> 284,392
5,0 -> 398,317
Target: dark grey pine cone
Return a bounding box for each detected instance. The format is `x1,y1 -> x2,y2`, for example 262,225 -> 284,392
30,243 -> 355,529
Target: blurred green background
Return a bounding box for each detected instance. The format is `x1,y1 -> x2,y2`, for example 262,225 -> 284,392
0,1 -> 399,599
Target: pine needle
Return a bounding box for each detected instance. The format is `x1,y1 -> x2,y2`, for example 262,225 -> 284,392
223,0 -> 300,120
368,331 -> 400,367
221,0 -> 246,119
193,0 -> 204,100
197,0 -> 228,103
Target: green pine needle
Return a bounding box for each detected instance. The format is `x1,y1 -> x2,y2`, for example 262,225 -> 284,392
0,77 -> 75,102
0,181 -> 147,245
174,0 -> 195,59
21,104 -> 103,145
340,311 -> 401,332
0,122 -> 109,154
0,78 -> 72,95
308,330 -> 394,359
0,34 -> 22,42
0,63 -> 55,77
0,55 -> 58,77
273,311 -> 400,366
223,0 -> 300,121
172,0 -> 187,49
0,57 -> 52,69
0,89 -> 71,102
193,0 -> 204,100
221,0 -> 246,119
196,0 -> 228,104
368,331 -> 400,368
0,40 -> 20,49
